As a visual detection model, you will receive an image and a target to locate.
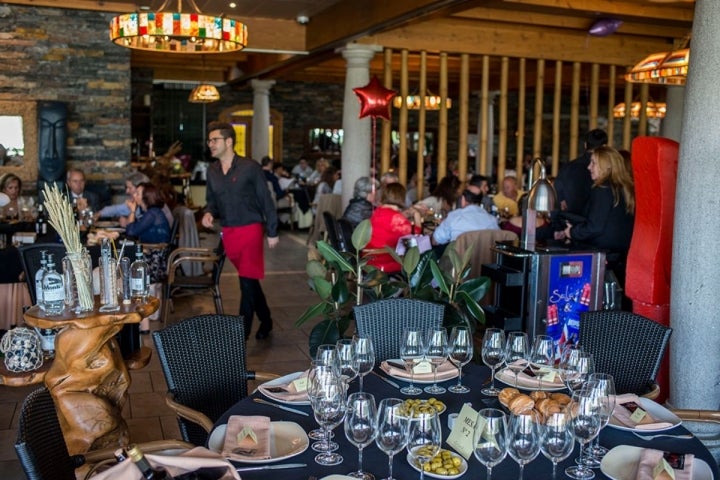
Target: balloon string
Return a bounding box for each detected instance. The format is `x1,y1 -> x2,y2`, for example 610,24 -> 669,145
371,116 -> 377,194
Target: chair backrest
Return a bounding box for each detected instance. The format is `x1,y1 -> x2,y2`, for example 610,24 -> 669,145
336,218 -> 357,254
152,314 -> 250,446
19,243 -> 68,305
308,194 -> 343,245
353,299 -> 445,361
322,211 -> 344,251
454,229 -> 518,278
173,205 -> 202,276
211,241 -> 227,285
15,387 -> 79,480
579,310 -> 672,395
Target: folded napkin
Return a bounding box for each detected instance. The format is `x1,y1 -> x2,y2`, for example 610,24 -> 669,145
635,448 -> 694,480
221,415 -> 272,461
496,362 -> 564,389
612,394 -> 674,430
93,446 -> 240,480
380,360 -> 458,382
258,372 -> 309,403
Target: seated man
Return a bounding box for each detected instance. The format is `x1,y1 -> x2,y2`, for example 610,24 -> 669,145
432,188 -> 499,246
493,175 -> 523,217
66,168 -> 101,212
291,157 -> 313,180
95,171 -> 148,220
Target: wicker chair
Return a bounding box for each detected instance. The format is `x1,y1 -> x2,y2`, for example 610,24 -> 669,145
579,310 -> 672,397
152,314 -> 279,446
353,299 -> 445,362
15,387 -> 192,480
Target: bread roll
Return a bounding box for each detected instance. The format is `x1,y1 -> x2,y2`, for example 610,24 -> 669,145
538,399 -> 562,417
509,394 -> 535,414
530,390 -> 549,401
550,393 -> 572,406
499,388 -> 520,407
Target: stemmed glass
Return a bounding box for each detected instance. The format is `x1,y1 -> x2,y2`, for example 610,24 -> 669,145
345,392 -> 378,480
316,344 -> 338,368
336,338 -> 359,385
530,335 -> 555,390
560,348 -> 595,393
540,412 -> 575,479
406,410 -> 441,480
353,335 -> 376,393
585,373 -> 616,462
375,398 -> 409,480
447,326 -> 473,394
399,329 -> 425,396
481,328 -> 506,396
507,413 -> 541,480
473,408 -> 508,480
308,362 -> 340,446
424,327 -> 448,394
565,385 -> 602,480
505,332 -> 529,388
311,373 -> 347,466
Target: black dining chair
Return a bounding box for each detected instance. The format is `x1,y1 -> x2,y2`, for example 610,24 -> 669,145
353,298 -> 445,362
579,310 -> 672,397
19,243 -> 68,305
152,314 -> 280,446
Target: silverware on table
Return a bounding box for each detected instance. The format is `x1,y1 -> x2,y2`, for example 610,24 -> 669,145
385,360 -> 406,370
371,370 -> 400,388
235,462 -> 307,472
253,397 -> 309,416
632,431 -> 694,441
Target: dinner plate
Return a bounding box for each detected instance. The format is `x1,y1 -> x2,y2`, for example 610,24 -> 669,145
608,397 -> 682,432
495,367 -> 566,391
406,452 -> 468,479
384,360 -> 459,384
600,445 -> 713,480
258,371 -> 310,406
208,421 -> 309,464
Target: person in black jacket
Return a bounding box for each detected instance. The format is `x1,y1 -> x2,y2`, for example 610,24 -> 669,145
554,129 -> 608,215
341,176 -> 378,229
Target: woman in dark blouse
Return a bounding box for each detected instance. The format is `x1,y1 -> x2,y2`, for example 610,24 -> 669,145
125,182 -> 171,244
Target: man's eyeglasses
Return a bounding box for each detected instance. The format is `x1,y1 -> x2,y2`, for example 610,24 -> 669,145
207,137 -> 226,145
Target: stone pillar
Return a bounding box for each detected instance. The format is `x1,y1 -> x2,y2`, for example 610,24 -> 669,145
660,86 -> 685,142
340,44 -> 382,209
670,0 -> 720,413
251,79 -> 275,160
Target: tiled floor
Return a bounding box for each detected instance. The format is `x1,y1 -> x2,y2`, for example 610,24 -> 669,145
0,229 -> 317,479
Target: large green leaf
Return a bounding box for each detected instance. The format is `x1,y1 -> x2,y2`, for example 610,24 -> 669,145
402,247 -> 420,276
352,219 -> 372,251
306,259 -> 327,279
317,240 -> 354,273
455,289 -> 485,324
331,275 -> 350,305
295,302 -> 332,327
308,319 -> 341,357
457,276 -> 491,302
430,261 -> 451,296
313,276 -> 333,300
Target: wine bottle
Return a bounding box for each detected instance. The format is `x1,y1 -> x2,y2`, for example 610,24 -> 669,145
126,444 -> 173,480
130,246 -> 149,302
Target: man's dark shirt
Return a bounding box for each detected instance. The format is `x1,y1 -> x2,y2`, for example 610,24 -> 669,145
554,151 -> 593,215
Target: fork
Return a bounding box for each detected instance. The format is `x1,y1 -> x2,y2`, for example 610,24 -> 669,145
632,431 -> 694,441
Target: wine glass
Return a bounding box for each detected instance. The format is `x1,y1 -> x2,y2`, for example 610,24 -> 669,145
424,327 -> 448,394
585,373 -> 616,462
399,329 -> 425,396
316,344 -> 338,368
336,338 -> 359,385
507,413 -> 541,480
505,332 -> 529,388
565,385 -> 602,480
353,335 -> 376,393
481,328 -> 506,396
311,374 -> 347,466
375,398 -> 409,480
406,410 -> 441,480
540,412 -> 575,479
473,408 -> 508,480
345,392 -> 378,480
308,361 -> 340,446
530,335 -> 555,390
560,348 -> 595,393
447,326 -> 473,394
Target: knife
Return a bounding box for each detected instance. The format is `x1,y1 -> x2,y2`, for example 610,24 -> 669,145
371,370 -> 400,388
385,360 -> 407,370
235,462 -> 306,472
253,398 -> 310,416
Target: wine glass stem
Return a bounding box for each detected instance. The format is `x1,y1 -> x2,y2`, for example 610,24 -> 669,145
359,375 -> 364,393
456,365 -> 462,388
552,461 -> 558,479
410,369 -> 415,389
490,366 -> 496,389
388,453 -> 394,479
518,463 -> 524,480
432,365 -> 438,388
578,441 -> 585,469
357,446 -> 363,473
487,466 -> 493,480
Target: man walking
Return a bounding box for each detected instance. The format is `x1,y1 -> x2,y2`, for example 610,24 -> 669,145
202,121 -> 279,341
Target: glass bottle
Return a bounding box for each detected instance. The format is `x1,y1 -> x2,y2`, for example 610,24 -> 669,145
42,254 -> 65,315
35,250 -> 47,310
35,203 -> 47,235
130,245 -> 149,302
119,256 -> 132,304
99,239 -> 120,312
126,444 -> 173,480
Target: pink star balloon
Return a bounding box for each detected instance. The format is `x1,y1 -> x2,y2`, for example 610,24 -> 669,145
353,76 -> 396,121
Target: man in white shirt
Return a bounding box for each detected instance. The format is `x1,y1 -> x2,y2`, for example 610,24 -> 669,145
432,187 -> 498,246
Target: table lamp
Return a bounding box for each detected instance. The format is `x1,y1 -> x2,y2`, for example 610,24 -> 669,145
521,158 -> 556,250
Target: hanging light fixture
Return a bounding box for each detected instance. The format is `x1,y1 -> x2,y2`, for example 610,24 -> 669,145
612,100 -> 667,119
625,36 -> 690,85
109,0 -> 247,54
188,84 -> 220,103
393,90 -> 451,110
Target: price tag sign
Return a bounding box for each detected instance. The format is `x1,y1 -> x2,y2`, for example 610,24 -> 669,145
413,360 -> 433,374
630,407 -> 647,424
446,404 -> 479,460
291,377 -> 307,392
652,457 -> 676,480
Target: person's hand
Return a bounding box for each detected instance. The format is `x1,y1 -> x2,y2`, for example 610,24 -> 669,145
201,212 -> 214,229
553,230 -> 566,241
267,236 -> 279,249
76,197 -> 88,212
118,216 -> 129,227
560,200 -> 568,211
563,221 -> 573,239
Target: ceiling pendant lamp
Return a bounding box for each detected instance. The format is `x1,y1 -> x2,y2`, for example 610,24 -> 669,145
188,84 -> 220,103
612,100 -> 667,119
625,36 -> 690,85
393,90 -> 451,110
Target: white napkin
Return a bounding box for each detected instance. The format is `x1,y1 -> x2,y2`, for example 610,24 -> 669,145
221,415 -> 272,461
635,448 -> 694,480
496,361 -> 564,389
380,360 -> 458,382
257,372 -> 309,403
612,394 -> 674,430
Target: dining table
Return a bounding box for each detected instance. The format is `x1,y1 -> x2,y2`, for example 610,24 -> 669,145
213,362 -> 719,480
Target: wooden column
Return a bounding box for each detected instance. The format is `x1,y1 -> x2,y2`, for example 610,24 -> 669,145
398,49 -> 409,184
497,57 -> 509,182
607,65 -> 617,147
589,63 -> 600,130
552,60 -> 562,176
570,62 -> 581,160
437,53 -> 449,181
416,51 -> 427,199
381,48 -> 393,176
531,59 -> 545,186
639,83 -> 649,137
479,55 -> 490,177
512,58 -> 526,185
458,53 -> 470,182
623,77 -> 633,150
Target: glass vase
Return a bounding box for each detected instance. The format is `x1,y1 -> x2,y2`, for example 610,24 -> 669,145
64,250 -> 94,313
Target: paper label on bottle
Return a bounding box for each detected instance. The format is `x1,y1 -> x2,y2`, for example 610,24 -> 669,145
130,278 -> 145,291
653,457 -> 676,480
446,403 -> 479,460
291,377 -> 308,392
413,360 -> 433,374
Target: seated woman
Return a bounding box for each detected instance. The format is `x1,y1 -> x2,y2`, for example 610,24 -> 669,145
96,171 -> 149,221
413,175 -> 461,218
125,182 -> 171,244
312,166 -> 339,214
366,182 -> 422,274
341,176 -> 378,229
0,173 -> 21,219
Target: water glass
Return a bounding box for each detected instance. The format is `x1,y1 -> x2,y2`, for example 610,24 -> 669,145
311,374 -> 347,466
473,408 -> 508,480
353,335 -> 376,393
307,361 -> 338,443
375,398 -> 409,480
540,412 -> 575,479
407,410 -> 441,480
447,326 -> 473,394
316,344 -> 338,369
424,327 -> 448,394
507,413 -> 541,480
399,329 -> 425,396
560,348 -> 595,393
505,332 -> 529,388
345,392 -> 378,480
530,334 -> 556,390
565,386 -> 602,480
481,328 -> 506,396
586,373 -> 616,461
336,338 -> 359,385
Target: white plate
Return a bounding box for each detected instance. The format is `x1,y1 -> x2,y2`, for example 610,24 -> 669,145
208,421 -> 309,464
600,445 -> 713,480
406,451 -> 468,479
608,397 -> 682,432
258,371 -> 310,406
495,367 -> 566,392
384,360 -> 459,384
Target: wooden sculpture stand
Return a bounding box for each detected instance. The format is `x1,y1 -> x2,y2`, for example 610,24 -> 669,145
23,297 -> 159,455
